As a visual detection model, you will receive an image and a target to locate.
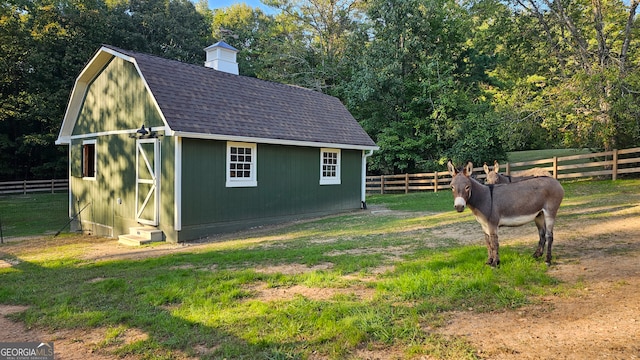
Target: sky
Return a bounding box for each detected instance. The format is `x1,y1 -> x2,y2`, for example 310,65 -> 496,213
208,0 -> 276,13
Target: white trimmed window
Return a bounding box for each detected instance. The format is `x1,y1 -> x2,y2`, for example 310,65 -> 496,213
320,148 -> 341,185
226,142 -> 257,187
82,139 -> 97,179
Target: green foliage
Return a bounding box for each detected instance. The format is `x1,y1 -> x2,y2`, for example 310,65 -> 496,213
127,0 -> 212,64
209,4 -> 276,78
338,0 -> 505,173
0,0 -> 212,181
257,0 -> 366,91
445,111 -> 506,166
474,0 -> 640,152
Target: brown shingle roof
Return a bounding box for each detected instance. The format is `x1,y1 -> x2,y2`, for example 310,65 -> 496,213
104,45 -> 377,149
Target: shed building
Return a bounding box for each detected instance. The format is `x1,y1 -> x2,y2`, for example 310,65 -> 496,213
56,42 -> 378,243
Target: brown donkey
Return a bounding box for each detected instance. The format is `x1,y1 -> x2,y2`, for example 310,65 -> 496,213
448,161 -> 564,266
483,160 -> 552,184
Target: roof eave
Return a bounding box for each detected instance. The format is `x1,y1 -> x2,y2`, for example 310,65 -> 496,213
172,131 -> 379,151
55,136 -> 70,145
56,48 -> 119,143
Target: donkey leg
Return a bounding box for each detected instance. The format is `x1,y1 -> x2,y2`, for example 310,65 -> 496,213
544,212 -> 558,265
533,213 -> 546,259
484,233 -> 493,265
486,234 -> 500,267
545,231 -> 554,265
491,234 -> 500,266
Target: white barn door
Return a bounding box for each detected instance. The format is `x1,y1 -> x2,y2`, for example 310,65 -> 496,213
136,139 -> 160,226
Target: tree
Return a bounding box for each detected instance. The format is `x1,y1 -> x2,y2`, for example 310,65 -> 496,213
209,3 -> 277,78
481,0 -> 640,151
341,0 -> 504,173
0,0 -> 213,180
0,0 -> 79,180
260,0 -> 365,92
127,0 -> 212,64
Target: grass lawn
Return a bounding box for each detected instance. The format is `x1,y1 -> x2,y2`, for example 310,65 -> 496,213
0,193 -> 69,239
507,148 -> 592,163
0,178 -> 638,359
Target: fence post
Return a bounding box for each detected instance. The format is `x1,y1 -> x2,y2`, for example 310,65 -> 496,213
505,162 -> 511,175
612,149 -> 618,181
553,157 -> 558,179
23,180 -> 27,194
405,173 -> 409,194
434,171 -> 438,192
380,175 -> 384,194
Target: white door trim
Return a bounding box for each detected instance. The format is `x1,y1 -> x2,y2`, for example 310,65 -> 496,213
136,138 -> 160,225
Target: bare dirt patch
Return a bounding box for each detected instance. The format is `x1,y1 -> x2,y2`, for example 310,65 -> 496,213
245,282 -> 376,302
253,262 -> 334,275
1,204 -> 639,359
325,245 -> 414,259
0,305 -> 149,359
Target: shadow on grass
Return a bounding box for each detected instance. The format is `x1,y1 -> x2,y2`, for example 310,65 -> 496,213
0,236 -> 556,359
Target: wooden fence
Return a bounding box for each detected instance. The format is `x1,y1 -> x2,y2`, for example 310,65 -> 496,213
0,179 -> 69,195
366,147 -> 640,194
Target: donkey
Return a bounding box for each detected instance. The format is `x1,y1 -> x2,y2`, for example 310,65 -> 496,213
448,161 -> 564,266
483,160 -> 552,185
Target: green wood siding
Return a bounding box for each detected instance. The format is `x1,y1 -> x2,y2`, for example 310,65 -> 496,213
70,134 -> 138,236
70,134 -> 176,240
73,57 -> 163,136
68,57 -> 174,240
70,142 -> 83,178
180,139 -> 362,237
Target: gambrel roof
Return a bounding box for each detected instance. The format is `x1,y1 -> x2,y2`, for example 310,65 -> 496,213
56,45 -> 378,151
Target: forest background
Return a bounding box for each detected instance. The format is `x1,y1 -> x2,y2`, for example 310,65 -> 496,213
1,0 -> 639,180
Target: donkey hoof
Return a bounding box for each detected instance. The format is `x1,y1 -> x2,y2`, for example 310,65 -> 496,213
533,251 -> 543,258
486,258 -> 499,267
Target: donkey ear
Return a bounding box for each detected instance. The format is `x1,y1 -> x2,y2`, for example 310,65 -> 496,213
464,162 -> 474,176
493,160 -> 500,173
483,162 -> 490,174
447,160 -> 457,176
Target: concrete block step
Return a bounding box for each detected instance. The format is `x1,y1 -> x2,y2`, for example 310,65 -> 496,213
129,227 -> 164,242
118,227 -> 164,246
118,234 -> 157,246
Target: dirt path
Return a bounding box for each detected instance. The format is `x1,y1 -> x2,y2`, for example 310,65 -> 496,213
441,255 -> 640,359
1,205 -> 639,359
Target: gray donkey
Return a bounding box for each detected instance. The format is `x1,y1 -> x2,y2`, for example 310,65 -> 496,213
483,160 -> 552,184
448,161 -> 564,266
